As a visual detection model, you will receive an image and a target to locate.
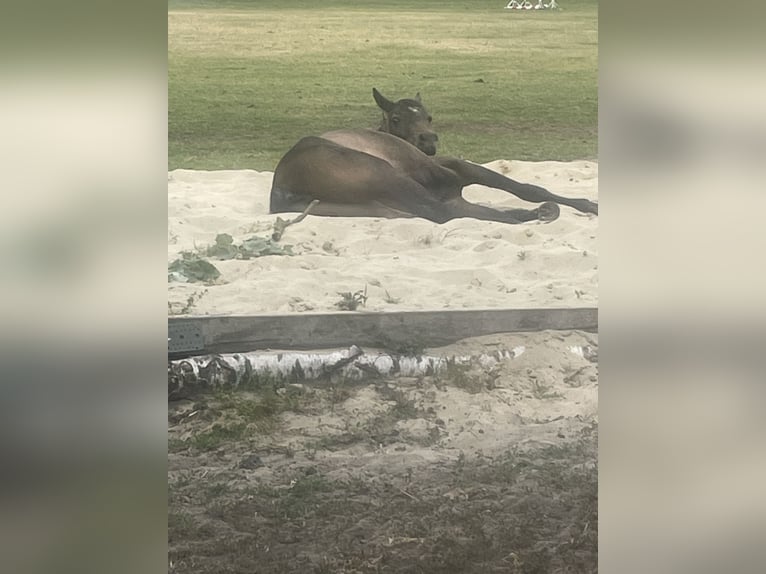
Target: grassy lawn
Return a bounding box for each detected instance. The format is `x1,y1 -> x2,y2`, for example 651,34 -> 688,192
169,0 -> 597,170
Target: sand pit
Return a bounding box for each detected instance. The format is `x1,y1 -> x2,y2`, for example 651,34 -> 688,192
168,160 -> 597,315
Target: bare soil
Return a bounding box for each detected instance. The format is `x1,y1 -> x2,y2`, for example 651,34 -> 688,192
168,331 -> 598,573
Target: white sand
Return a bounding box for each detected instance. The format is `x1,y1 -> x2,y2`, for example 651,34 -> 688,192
168,160 -> 597,315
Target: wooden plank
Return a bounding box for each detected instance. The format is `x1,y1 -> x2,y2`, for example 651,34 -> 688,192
168,307 -> 597,357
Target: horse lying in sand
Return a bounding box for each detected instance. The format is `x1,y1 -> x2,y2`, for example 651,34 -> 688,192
269,88 -> 597,224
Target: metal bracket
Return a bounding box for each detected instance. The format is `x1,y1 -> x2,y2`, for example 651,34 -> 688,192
168,320 -> 204,355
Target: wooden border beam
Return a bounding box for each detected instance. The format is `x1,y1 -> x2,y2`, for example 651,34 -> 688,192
168,307 -> 597,358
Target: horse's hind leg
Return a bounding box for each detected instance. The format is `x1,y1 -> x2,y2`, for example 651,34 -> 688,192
436,157 -> 598,215
443,197 -> 559,224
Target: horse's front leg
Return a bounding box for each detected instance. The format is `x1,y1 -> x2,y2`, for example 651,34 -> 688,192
435,157 -> 598,216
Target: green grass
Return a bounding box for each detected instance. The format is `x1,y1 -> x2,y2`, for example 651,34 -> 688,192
189,422 -> 248,451
169,0 -> 597,170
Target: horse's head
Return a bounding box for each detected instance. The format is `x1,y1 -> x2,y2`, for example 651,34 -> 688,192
373,88 -> 439,156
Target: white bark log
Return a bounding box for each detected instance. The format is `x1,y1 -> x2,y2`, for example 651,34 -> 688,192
168,345 -> 528,397
168,344 -> 594,398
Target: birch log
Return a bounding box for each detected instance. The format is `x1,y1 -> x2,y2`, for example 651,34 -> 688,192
168,344 -> 531,399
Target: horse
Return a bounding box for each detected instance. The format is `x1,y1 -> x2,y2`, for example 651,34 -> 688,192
269,88 -> 597,225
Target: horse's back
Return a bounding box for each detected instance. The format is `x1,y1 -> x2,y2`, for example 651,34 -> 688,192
320,129 -> 428,166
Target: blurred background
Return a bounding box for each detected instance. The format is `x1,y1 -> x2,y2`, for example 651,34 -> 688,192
0,1 -> 167,573
601,1 -> 766,572
1,0 -> 765,572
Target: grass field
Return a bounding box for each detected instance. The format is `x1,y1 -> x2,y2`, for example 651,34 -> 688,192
168,0 -> 597,170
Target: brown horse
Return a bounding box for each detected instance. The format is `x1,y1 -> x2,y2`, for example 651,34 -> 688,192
269,88 -> 597,224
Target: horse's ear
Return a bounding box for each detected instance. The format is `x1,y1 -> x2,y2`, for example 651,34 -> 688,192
415,92 -> 422,102
372,88 -> 395,112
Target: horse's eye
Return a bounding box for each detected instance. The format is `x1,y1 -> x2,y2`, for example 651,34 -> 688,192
391,116 -> 400,124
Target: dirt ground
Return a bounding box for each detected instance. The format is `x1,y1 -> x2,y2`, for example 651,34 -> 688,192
168,331 -> 598,573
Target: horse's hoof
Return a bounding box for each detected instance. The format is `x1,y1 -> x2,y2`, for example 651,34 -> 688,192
537,202 -> 560,222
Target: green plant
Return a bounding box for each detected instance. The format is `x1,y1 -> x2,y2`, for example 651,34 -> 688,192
436,360 -> 486,394
168,253 -> 220,284
190,423 -> 248,451
335,287 -> 368,310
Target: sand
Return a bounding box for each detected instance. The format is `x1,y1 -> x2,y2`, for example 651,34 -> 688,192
168,160 -> 597,315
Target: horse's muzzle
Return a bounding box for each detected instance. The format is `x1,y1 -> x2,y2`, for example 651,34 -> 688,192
418,132 -> 439,156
